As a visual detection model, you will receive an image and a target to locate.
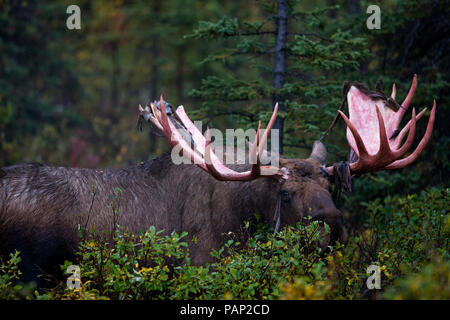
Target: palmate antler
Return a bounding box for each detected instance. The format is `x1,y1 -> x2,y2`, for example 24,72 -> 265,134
139,74 -> 435,180
139,97 -> 288,181
330,75 -> 436,175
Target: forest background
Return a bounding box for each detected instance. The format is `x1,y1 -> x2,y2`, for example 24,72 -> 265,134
0,0 -> 448,299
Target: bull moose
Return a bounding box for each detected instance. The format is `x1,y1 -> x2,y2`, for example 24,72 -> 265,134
0,75 -> 436,286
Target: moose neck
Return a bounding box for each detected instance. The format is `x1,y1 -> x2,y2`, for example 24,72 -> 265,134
239,177 -> 280,224
143,152 -> 281,232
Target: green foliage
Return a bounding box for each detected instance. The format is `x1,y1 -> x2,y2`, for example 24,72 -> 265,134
34,224 -> 212,300
282,187 -> 449,300
1,188 -> 448,300
188,1 -> 370,155
187,17 -> 239,39
290,31 -> 367,71
0,251 -> 23,299
207,219 -> 329,299
363,188 -> 449,267
32,220 -> 333,300
0,0 -> 448,301
1,0 -> 447,194
0,0 -> 82,165
0,251 -> 36,299
60,227 -> 205,300
383,256 -> 450,300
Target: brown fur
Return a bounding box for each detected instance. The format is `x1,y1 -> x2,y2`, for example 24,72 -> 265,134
0,152 -> 345,285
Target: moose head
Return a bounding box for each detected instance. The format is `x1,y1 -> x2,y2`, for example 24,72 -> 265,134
139,75 -> 436,244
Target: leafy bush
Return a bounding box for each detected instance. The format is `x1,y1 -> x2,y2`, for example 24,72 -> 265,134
358,187 -> 449,277
383,256 -> 450,300
0,251 -> 23,299
2,188 -> 448,300
0,251 -> 36,299
44,226 -> 211,300
38,219 -> 334,300
206,220 -> 330,299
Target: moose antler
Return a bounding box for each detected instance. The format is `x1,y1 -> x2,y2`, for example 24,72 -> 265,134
331,75 -> 436,175
139,96 -> 288,181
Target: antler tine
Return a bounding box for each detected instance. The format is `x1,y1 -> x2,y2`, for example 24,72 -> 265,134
375,105 -> 390,157
390,74 -> 418,133
401,74 -> 418,109
392,108 -> 416,158
391,83 -> 396,100
150,101 -> 161,121
392,107 -> 427,150
204,127 -> 225,179
258,103 -> 279,155
158,96 -> 171,140
250,121 -> 261,165
338,110 -> 368,158
202,106 -> 279,181
140,103 -> 164,131
151,98 -> 285,181
384,100 -> 436,170
174,105 -> 206,155
152,97 -> 207,169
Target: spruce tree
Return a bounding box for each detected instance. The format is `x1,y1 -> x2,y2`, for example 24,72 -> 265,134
187,0 -> 369,157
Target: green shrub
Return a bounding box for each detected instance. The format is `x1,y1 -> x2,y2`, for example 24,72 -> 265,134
359,187 -> 449,277
2,187 -> 448,300
383,256 -> 450,300
54,226 -> 213,300
0,251 -> 23,299
207,219 -> 330,299
45,219 -> 335,300
0,250 -> 36,299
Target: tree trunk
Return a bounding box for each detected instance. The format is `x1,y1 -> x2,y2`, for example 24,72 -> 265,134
148,0 -> 161,155
273,0 -> 288,155
111,41 -> 119,113
176,44 -> 185,102
150,30 -> 159,99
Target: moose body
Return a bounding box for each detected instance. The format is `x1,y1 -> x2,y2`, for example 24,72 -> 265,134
0,75 -> 435,286
0,151 -> 341,285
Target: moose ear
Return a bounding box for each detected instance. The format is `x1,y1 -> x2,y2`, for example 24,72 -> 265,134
309,141 -> 327,165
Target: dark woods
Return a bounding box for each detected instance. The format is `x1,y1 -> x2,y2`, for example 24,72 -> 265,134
0,0 -> 448,300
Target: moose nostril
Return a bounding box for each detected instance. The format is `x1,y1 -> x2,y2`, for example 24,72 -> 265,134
329,217 -> 346,244
339,227 -> 348,244
310,209 -> 346,244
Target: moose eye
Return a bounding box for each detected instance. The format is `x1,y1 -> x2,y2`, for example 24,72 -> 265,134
280,190 -> 291,202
